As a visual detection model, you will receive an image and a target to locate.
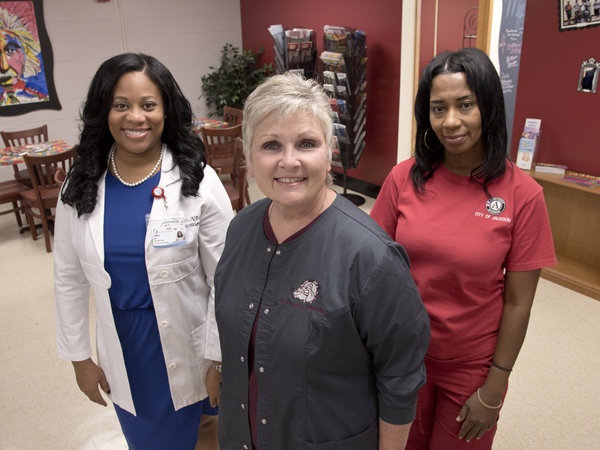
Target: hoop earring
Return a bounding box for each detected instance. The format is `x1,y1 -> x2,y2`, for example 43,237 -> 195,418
424,127 -> 443,150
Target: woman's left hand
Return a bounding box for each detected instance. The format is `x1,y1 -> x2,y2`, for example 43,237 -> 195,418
456,391 -> 499,442
206,366 -> 222,407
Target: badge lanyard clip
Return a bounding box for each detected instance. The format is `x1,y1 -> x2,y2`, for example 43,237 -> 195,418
152,186 -> 168,211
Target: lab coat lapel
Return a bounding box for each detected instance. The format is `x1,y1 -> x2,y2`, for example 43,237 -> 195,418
144,149 -> 182,252
87,172 -> 107,262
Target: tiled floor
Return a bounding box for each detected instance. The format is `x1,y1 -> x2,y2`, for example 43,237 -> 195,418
1,176 -> 598,449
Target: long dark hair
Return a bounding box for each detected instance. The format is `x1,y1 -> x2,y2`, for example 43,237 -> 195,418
61,53 -> 206,216
411,48 -> 507,197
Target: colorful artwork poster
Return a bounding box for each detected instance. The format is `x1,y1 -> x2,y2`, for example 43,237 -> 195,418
0,0 -> 61,115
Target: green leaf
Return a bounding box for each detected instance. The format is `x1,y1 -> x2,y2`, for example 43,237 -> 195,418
200,42 -> 275,114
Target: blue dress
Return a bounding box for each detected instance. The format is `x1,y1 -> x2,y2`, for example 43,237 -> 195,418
103,170 -> 216,450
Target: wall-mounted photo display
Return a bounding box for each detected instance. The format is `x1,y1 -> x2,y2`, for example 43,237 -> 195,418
0,0 -> 61,116
577,57 -> 599,93
559,0 -> 600,31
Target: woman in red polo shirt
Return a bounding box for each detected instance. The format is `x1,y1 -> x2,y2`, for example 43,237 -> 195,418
371,48 -> 556,449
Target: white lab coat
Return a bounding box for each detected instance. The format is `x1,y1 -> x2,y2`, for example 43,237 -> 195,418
53,149 -> 233,415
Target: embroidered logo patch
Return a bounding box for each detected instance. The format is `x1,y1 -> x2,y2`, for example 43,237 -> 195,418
293,280 -> 319,304
486,197 -> 506,215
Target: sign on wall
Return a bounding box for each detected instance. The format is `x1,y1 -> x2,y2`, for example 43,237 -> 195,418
0,0 -> 61,115
497,0 -> 526,155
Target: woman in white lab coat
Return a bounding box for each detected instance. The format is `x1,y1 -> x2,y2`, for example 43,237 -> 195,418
54,53 -> 232,450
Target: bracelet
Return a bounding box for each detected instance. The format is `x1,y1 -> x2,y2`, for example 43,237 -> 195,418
491,361 -> 513,372
477,388 -> 502,410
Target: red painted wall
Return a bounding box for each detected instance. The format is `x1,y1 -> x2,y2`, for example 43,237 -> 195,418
510,0 -> 600,177
419,0 -> 479,75
240,0 -> 403,187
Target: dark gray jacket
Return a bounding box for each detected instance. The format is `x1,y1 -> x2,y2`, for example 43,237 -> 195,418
215,195 -> 430,450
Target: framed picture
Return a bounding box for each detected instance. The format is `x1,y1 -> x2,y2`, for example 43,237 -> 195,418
577,57 -> 599,93
0,0 -> 61,116
559,0 -> 600,31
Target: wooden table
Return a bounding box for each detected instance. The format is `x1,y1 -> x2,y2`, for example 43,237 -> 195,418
193,118 -> 228,134
0,139 -> 70,235
0,139 -> 70,166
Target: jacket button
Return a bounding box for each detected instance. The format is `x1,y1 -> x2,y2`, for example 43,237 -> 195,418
160,321 -> 170,328
259,367 -> 264,373
240,356 -> 245,362
244,446 -> 248,449
241,403 -> 245,409
264,309 -> 269,314
261,419 -> 267,424
169,363 -> 178,370
249,303 -> 254,309
266,247 -> 271,252
275,250 -> 281,255
160,270 -> 170,279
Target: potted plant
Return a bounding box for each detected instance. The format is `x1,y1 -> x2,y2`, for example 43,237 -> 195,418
200,43 -> 275,118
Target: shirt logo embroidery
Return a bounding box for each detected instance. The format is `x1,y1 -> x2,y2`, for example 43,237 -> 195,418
293,280 -> 319,304
486,197 -> 506,215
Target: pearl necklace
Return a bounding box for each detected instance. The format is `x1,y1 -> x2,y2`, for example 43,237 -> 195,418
110,143 -> 165,187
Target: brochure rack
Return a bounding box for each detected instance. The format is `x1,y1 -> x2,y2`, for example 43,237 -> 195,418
269,25 -> 317,78
268,24 -> 367,206
321,26 -> 367,206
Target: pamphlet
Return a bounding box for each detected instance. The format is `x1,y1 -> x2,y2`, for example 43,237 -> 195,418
561,172 -> 600,188
535,163 -> 568,175
331,136 -> 343,167
323,25 -> 351,54
320,51 -> 346,74
516,118 -> 541,170
333,123 -> 349,144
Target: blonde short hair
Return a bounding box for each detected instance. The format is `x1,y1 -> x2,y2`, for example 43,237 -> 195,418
242,72 -> 334,164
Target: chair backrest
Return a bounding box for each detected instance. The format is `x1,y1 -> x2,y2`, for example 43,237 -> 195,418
233,137 -> 248,209
1,125 -> 48,148
22,147 -> 77,200
223,106 -> 243,127
201,124 -> 242,166
54,167 -> 67,186
232,138 -> 247,184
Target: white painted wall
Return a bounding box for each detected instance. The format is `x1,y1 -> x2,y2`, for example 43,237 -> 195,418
489,0 -> 503,74
398,0 -> 417,163
1,0 -> 242,182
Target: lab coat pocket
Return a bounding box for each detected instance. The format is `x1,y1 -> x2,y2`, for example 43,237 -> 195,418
148,253 -> 201,285
192,322 -> 208,384
79,261 -> 111,289
305,420 -> 378,450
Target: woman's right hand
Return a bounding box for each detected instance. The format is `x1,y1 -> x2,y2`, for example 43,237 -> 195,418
72,358 -> 110,406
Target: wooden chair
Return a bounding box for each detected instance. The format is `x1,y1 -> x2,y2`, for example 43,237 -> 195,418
20,147 -> 77,252
0,180 -> 29,227
1,125 -> 49,187
53,167 -> 67,186
223,137 -> 250,213
201,124 -> 242,177
223,106 -> 243,127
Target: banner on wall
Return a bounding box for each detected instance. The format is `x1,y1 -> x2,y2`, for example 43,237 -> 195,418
491,0 -> 527,155
0,0 -> 61,116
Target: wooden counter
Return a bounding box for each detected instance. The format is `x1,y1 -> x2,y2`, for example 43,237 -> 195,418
524,170 -> 600,301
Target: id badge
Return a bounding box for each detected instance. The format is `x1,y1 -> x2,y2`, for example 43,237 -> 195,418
147,213 -> 188,248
